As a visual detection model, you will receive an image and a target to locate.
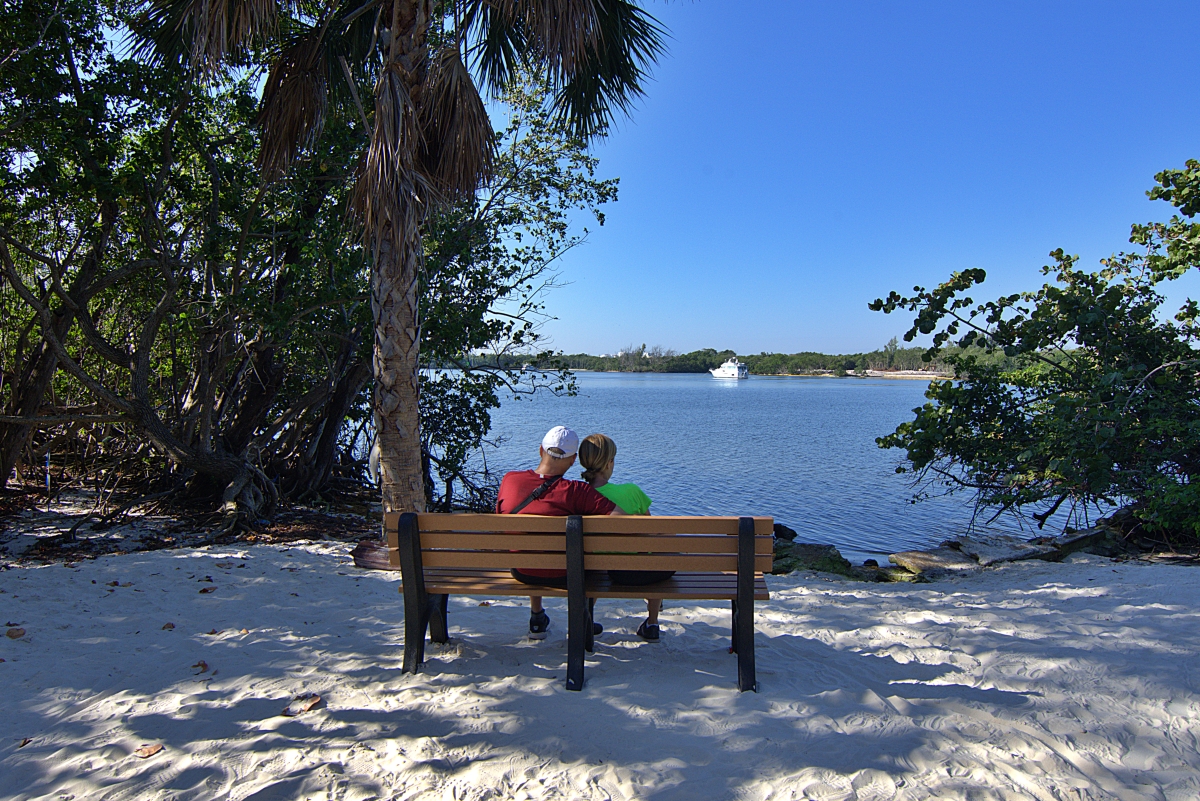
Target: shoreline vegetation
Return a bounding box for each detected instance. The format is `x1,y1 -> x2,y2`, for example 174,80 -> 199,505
466,341 -> 1013,377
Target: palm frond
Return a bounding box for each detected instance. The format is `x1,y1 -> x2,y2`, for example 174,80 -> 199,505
419,47 -> 494,200
462,0 -> 665,140
129,0 -> 283,70
548,0 -> 665,139
459,0 -> 525,95
352,65 -> 433,258
258,30 -> 329,180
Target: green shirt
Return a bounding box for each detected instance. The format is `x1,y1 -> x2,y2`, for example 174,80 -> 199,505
595,482 -> 652,515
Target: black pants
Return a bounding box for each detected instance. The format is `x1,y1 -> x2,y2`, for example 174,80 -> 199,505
607,570 -> 676,586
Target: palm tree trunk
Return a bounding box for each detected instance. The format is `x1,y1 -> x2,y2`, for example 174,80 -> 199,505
372,231 -> 426,513
367,0 -> 432,515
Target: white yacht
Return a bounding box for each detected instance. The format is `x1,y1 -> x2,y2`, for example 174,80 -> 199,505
709,357 -> 749,379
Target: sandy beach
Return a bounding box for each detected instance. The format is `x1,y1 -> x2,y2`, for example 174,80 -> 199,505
2,543 -> 1197,800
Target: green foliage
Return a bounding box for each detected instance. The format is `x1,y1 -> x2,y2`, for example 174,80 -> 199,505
870,165 -> 1200,538
0,2 -> 615,517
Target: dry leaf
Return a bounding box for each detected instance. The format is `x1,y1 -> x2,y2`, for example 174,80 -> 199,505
192,660 -> 209,673
133,744 -> 163,758
478,601 -> 491,606
281,693 -> 321,717
5,628 -> 25,639
0,658 -> 6,662
162,623 -> 175,630
240,628 -> 249,634
206,629 -> 222,636
106,581 -> 119,587
199,576 -> 213,583
199,587 -> 216,594
19,738 -> 31,747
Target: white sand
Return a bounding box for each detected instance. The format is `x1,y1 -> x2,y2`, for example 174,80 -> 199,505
2,544 -> 1198,800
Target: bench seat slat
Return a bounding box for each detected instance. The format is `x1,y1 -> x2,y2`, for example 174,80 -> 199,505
421,532 -> 566,550
415,568 -> 769,601
586,553 -> 775,572
419,551 -> 774,572
418,532 -> 772,555
583,534 -> 773,554
416,513 -> 574,533
581,516 -> 774,536
421,551 -> 567,569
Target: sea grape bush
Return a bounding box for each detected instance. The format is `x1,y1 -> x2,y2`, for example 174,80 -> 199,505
871,162 -> 1200,539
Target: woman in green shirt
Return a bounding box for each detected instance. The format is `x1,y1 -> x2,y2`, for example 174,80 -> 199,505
578,433 -> 673,642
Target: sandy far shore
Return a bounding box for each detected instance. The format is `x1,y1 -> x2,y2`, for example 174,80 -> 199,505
2,544 -> 1197,800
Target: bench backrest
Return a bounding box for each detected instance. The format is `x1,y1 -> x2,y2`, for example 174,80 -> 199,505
385,513 -> 774,573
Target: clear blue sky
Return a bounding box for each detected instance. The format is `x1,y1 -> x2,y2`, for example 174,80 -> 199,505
535,0 -> 1200,356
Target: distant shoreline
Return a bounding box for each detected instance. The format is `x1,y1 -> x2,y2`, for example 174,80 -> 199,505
571,368 -> 951,380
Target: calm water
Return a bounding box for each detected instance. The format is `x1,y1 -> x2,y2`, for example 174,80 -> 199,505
477,372 -> 1024,564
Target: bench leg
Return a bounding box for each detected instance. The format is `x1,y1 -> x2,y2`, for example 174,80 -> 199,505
565,515 -> 586,691
428,594 -> 450,644
734,598 -> 756,691
398,512 -> 429,674
730,600 -> 738,653
735,516 -> 758,692
586,597 -> 596,653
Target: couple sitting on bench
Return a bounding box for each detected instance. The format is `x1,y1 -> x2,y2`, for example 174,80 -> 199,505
495,425 -> 672,642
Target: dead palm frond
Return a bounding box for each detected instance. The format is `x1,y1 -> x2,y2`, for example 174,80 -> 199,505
419,46 -> 494,199
258,30 -> 330,180
188,0 -> 280,68
353,64 -> 432,258
129,0 -> 286,70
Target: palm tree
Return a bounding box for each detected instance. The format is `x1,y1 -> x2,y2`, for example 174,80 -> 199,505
137,0 -> 664,513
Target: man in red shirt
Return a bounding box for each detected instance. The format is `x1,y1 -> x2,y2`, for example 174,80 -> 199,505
496,425 -> 624,639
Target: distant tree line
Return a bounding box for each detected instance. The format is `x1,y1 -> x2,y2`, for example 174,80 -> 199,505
537,340 -> 1013,375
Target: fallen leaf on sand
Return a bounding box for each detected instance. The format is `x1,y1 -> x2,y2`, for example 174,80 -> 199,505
206,629 -> 222,635
281,694 -> 321,717
106,581 -> 119,587
6,628 -> 25,639
19,738 -> 31,748
192,660 -> 209,674
199,587 -> 216,594
5,621 -> 17,626
162,623 -> 175,630
133,744 -> 163,758
240,628 -> 249,634
199,576 -> 214,583
478,601 -> 491,606
0,658 -> 6,662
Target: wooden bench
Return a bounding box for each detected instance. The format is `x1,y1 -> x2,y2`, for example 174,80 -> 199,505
386,512 -> 773,692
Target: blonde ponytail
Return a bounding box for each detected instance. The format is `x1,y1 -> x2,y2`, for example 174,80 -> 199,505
578,434 -> 617,483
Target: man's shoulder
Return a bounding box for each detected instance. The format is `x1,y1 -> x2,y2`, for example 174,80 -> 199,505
500,469 -> 539,485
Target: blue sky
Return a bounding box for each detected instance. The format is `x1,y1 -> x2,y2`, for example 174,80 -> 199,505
534,0 -> 1200,355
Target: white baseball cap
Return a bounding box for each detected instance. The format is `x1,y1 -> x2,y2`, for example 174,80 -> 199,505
541,425 -> 579,457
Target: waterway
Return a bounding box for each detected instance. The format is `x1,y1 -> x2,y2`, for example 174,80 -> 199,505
477,371 -> 1029,564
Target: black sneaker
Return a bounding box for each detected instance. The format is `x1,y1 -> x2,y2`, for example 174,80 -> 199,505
636,620 -> 660,642
529,610 -> 550,640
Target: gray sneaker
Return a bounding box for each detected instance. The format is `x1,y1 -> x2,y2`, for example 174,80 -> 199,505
529,610 -> 550,640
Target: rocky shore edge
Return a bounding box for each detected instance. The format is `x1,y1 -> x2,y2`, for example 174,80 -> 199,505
772,511 -> 1197,581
